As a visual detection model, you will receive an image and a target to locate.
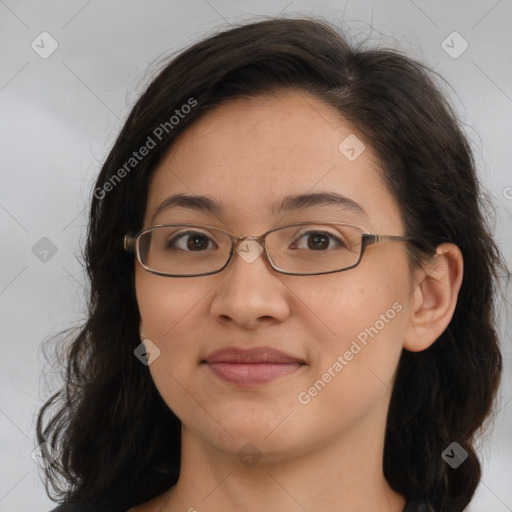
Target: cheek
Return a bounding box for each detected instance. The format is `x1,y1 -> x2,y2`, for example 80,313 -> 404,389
305,254 -> 409,381
293,278 -> 407,434
309,269 -> 406,336
135,271 -> 208,383
136,270 -> 202,338
135,271 -> 206,417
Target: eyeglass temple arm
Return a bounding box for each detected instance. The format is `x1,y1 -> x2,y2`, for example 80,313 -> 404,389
363,234 -> 416,246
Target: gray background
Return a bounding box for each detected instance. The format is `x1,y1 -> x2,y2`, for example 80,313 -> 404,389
1,1 -> 511,511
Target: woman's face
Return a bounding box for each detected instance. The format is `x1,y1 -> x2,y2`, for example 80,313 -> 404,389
135,91 -> 414,462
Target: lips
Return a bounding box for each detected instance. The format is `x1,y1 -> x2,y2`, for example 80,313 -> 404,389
204,347 -> 304,364
202,347 -> 305,386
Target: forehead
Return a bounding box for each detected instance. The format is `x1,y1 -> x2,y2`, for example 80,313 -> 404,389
145,91 -> 402,232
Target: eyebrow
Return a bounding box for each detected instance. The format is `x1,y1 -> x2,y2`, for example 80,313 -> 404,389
151,191 -> 367,223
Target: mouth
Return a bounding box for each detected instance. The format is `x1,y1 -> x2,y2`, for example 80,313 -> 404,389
201,346 -> 306,386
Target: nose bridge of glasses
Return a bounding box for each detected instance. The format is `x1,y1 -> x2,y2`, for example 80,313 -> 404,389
230,233 -> 267,249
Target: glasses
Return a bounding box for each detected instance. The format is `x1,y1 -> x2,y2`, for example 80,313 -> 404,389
124,222 -> 415,277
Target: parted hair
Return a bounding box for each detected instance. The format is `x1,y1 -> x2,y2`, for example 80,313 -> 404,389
37,16 -> 507,512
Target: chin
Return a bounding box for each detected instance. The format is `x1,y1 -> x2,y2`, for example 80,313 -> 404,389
192,407 -> 313,455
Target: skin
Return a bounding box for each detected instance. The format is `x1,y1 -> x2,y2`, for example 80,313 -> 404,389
130,91 -> 463,512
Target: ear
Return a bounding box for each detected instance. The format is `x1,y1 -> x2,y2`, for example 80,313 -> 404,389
403,243 -> 463,352
139,320 -> 146,341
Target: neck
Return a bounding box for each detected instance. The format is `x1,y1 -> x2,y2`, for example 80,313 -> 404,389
159,421 -> 406,512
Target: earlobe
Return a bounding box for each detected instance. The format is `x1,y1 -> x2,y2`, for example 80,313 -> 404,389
139,321 -> 146,341
403,243 -> 463,352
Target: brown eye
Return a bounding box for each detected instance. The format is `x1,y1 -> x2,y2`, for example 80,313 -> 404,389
290,230 -> 345,251
166,231 -> 216,251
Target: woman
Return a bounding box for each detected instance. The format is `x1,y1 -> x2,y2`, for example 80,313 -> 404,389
38,16 -> 506,512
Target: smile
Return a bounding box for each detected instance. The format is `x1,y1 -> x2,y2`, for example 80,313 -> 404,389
202,346 -> 306,386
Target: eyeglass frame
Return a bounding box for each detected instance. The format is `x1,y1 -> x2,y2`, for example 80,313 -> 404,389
123,222 -> 416,277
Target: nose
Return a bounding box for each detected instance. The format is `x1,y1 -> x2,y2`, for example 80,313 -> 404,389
209,242 -> 291,329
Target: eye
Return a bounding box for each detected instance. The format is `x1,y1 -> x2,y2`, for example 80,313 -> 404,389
166,230 -> 217,251
290,230 -> 346,251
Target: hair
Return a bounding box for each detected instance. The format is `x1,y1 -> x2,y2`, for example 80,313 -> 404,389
37,16 -> 507,512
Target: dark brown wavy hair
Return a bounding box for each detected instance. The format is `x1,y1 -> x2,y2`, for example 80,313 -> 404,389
37,16 -> 508,512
